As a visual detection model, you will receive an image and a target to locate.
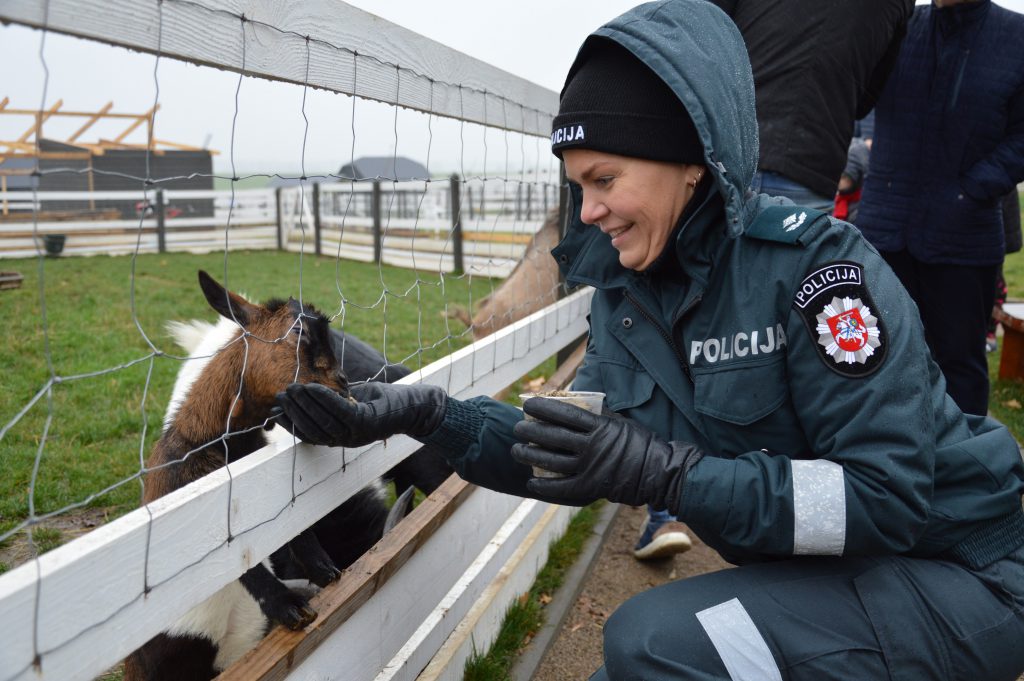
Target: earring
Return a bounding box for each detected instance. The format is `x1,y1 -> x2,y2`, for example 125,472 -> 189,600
689,170 -> 703,189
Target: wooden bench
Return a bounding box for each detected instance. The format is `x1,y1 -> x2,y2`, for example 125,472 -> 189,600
993,302 -> 1024,379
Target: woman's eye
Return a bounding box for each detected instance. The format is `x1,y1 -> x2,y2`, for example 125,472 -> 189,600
594,176 -> 613,188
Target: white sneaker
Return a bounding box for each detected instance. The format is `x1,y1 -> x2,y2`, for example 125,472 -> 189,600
633,520 -> 693,560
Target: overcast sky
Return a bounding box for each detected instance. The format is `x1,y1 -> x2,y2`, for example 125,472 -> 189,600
2,0 -> 1023,178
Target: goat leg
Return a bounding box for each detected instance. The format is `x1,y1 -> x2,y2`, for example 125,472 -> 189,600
286,528 -> 342,587
238,563 -> 317,630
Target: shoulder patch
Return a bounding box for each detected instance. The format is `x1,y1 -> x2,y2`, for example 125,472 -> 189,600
745,206 -> 827,245
793,261 -> 887,377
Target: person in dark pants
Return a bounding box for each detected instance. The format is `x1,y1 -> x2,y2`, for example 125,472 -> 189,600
707,0 -> 914,210
276,2 -> 1024,678
856,0 -> 1024,416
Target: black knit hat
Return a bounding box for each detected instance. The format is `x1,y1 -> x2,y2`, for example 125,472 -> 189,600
551,38 -> 703,164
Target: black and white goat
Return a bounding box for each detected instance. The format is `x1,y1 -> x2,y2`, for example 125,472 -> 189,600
123,271 -> 450,680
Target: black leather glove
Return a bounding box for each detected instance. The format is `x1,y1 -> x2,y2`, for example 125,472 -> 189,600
511,397 -> 703,512
273,381 -> 447,448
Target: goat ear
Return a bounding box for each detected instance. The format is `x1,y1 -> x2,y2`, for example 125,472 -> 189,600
198,270 -> 257,326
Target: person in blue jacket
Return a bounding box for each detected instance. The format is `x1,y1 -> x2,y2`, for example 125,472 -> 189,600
276,1 -> 1024,678
856,0 -> 1024,417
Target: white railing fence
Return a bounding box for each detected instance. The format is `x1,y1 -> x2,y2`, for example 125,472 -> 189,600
0,188 -> 279,257
0,289 -> 592,681
0,0 -> 580,680
281,178 -> 556,277
0,179 -> 557,275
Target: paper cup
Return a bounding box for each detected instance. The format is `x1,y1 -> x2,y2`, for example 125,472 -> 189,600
519,391 -> 605,478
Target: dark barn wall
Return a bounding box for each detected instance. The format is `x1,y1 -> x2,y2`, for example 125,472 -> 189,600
30,141 -> 215,218
38,138 -> 92,195
92,150 -> 215,218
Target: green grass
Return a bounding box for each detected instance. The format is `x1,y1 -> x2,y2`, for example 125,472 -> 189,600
212,175 -> 274,191
0,250 -> 500,544
463,502 -> 604,681
990,195 -> 1024,433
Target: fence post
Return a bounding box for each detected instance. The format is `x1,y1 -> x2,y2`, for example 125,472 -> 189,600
155,189 -> 166,254
450,173 -> 464,275
372,180 -> 383,264
312,182 -> 322,257
274,187 -> 283,250
526,183 -> 533,221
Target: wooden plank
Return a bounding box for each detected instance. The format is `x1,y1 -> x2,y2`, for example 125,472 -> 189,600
372,499 -> 554,681
0,0 -> 558,136
16,99 -> 62,143
0,190 -> 154,201
0,288 -> 592,681
0,220 -> 157,233
66,102 -> 114,143
277,494 -> 541,681
416,505 -> 574,681
217,474 -> 473,681
0,106 -> 153,119
163,189 -> 275,201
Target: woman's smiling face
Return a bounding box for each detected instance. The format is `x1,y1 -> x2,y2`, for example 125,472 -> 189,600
563,148 -> 701,271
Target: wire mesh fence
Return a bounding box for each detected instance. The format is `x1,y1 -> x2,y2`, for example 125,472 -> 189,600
0,1 -> 586,679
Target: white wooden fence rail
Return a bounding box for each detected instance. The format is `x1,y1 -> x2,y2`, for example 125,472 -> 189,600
0,287 -> 593,681
0,182 -> 551,270
0,0 -> 559,135
0,188 -> 280,258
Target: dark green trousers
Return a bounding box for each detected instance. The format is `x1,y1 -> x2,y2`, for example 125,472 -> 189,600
591,546 -> 1024,680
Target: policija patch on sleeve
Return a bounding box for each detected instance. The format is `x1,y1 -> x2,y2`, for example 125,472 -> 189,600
793,261 -> 887,377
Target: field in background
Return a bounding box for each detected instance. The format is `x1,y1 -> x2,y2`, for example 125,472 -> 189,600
0,250 -> 503,562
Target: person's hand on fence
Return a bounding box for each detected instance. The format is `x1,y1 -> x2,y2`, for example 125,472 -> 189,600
273,381 -> 447,448
511,398 -> 704,512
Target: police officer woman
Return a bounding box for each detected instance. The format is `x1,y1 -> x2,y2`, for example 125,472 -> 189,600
276,1 -> 1024,678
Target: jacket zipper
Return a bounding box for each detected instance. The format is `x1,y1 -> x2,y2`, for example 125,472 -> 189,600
624,291 -> 694,381
949,48 -> 969,111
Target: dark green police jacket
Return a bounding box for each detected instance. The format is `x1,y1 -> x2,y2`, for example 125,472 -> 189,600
425,0 -> 1024,568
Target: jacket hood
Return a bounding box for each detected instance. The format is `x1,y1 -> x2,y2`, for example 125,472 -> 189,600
567,0 -> 758,235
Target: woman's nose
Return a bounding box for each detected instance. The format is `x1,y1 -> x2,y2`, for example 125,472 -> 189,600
579,193 -> 607,225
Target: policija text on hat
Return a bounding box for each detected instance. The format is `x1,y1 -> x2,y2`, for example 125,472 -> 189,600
275,1 -> 1024,678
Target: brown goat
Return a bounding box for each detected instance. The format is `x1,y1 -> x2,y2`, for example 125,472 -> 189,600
451,209 -> 562,339
124,271 -> 393,680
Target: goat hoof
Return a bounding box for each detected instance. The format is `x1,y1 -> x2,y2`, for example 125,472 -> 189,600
308,563 -> 343,587
281,602 -> 318,630
272,592 -> 319,630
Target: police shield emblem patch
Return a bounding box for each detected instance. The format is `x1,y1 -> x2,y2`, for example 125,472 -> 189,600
794,261 -> 887,377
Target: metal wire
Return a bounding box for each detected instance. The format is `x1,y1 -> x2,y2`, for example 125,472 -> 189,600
0,1 -> 564,677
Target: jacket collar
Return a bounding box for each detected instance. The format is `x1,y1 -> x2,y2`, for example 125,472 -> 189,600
933,0 -> 990,35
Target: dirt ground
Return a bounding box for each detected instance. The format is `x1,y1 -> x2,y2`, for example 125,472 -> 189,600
0,506 -> 115,570
531,505 -> 732,680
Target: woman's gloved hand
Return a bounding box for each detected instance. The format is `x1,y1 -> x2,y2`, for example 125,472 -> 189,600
273,381 -> 447,448
511,397 -> 703,512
